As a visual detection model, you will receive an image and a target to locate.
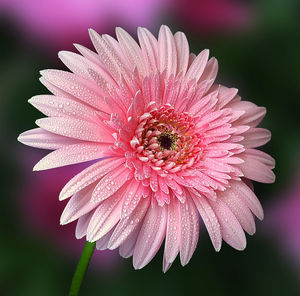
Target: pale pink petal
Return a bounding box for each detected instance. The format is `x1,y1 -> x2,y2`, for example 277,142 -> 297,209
174,31 -> 189,75
116,27 -> 146,77
75,211 -> 94,239
137,27 -> 158,74
18,128 -> 79,150
243,149 -> 275,169
192,193 -> 222,251
133,204 -> 167,269
88,29 -> 129,81
158,25 -> 177,77
237,153 -> 275,183
229,101 -> 266,127
108,196 -> 150,249
185,49 -> 209,83
86,188 -> 124,242
60,185 -> 98,225
96,227 -> 116,250
241,128 -> 271,148
59,157 -> 125,200
210,199 -> 246,250
73,43 -> 105,68
214,85 -> 238,109
219,189 -> 256,235
33,143 -> 111,171
92,166 -> 130,202
119,223 -> 142,259
29,95 -> 98,122
230,180 -> 264,220
40,69 -> 110,112
179,194 -> 199,266
163,198 -> 181,270
36,117 -> 113,143
199,57 -> 218,85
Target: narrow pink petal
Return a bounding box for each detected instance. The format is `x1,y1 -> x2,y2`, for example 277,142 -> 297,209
75,211 -> 94,239
119,223 -> 142,258
59,157 -> 125,200
163,198 -> 181,269
39,77 -> 77,101
116,27 -> 146,77
133,204 -> 167,269
185,49 -> 209,83
40,69 -> 110,112
199,57 -> 218,85
18,128 -> 79,150
230,180 -> 264,220
229,101 -> 266,127
120,180 -> 143,218
29,95 -> 98,122
243,148 -> 275,169
209,198 -> 246,250
36,117 -> 113,143
88,29 -> 129,81
92,166 -> 130,202
179,195 -> 199,266
73,43 -> 105,68
192,193 -> 222,251
96,227 -> 116,250
174,31 -> 189,75
213,85 -> 238,109
219,189 -> 256,235
241,128 -> 271,148
108,196 -> 150,249
60,185 -> 98,225
158,25 -> 177,77
33,143 -> 111,171
237,153 -> 275,183
137,27 -> 158,74
86,188 -> 124,242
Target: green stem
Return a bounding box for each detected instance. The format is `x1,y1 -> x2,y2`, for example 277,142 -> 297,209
69,241 -> 96,296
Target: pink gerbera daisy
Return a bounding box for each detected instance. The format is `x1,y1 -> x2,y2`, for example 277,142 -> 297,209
18,25 -> 275,272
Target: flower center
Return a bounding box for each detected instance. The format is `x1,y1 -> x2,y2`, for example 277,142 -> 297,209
129,104 -> 204,173
158,131 -> 177,150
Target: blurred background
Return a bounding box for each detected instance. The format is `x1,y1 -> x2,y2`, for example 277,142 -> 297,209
1,0 -> 300,295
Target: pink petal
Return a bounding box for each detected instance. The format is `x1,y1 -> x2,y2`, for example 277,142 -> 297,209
73,43 -> 105,68
92,166 -> 130,202
174,31 -> 189,75
116,27 -> 146,77
192,193 -> 222,251
243,149 -> 275,169
158,25 -> 177,77
96,227 -> 116,250
119,223 -> 142,259
88,29 -> 129,82
237,153 -> 275,183
219,189 -> 256,235
29,95 -> 98,122
75,211 -> 94,239
137,27 -> 158,74
108,196 -> 150,249
163,198 -> 181,270
40,69 -> 110,113
60,185 -> 98,225
36,117 -> 113,143
86,189 -> 124,242
229,101 -> 266,127
230,180 -> 264,220
199,57 -> 218,85
209,198 -> 246,250
33,142 -> 111,171
214,85 -> 238,109
179,195 -> 199,266
18,128 -> 79,150
59,157 -> 125,200
185,49 -> 209,83
133,204 -> 167,269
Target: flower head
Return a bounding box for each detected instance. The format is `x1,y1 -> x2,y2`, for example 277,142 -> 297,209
18,25 -> 275,272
